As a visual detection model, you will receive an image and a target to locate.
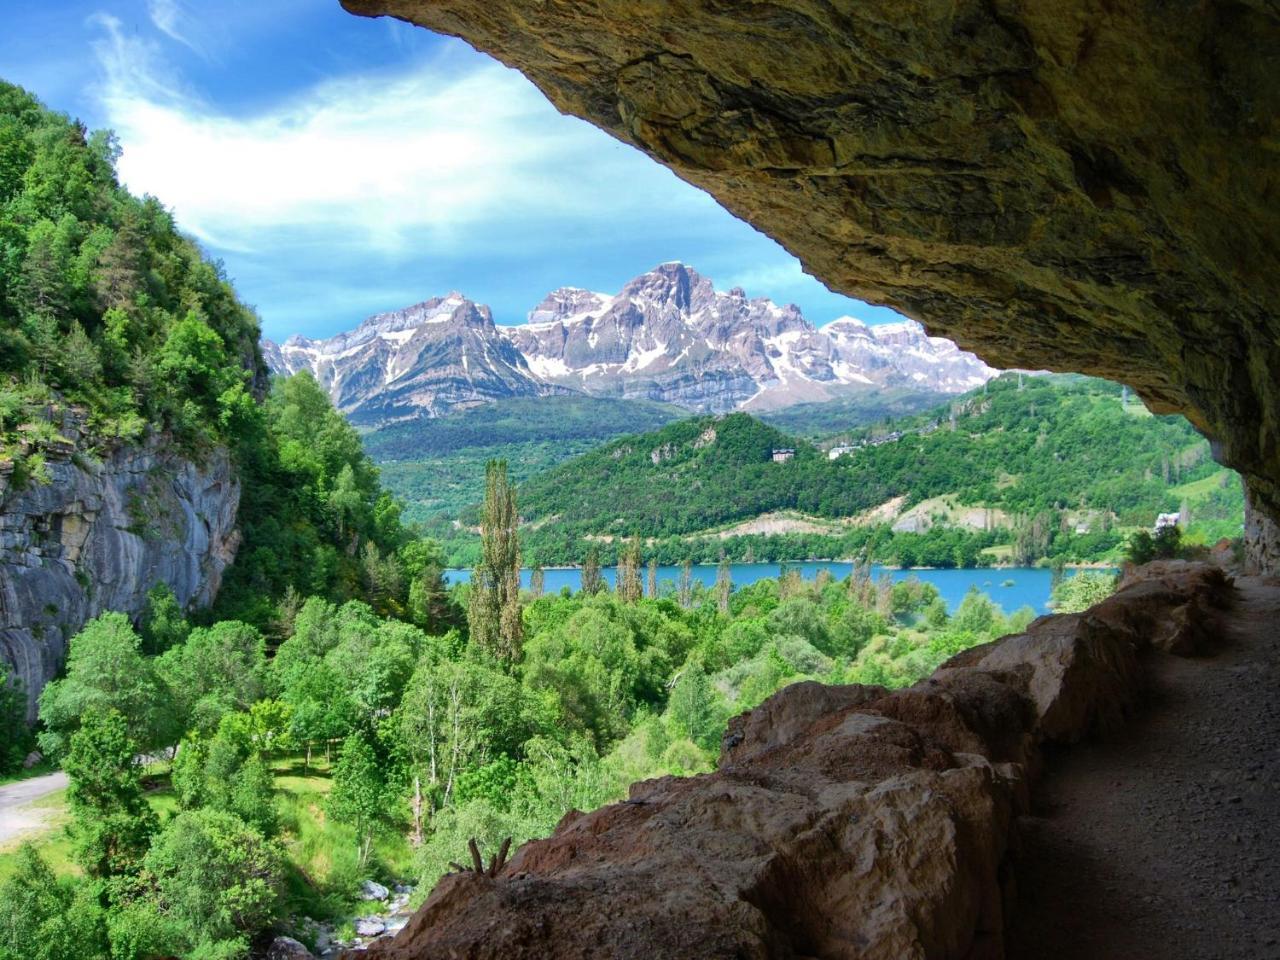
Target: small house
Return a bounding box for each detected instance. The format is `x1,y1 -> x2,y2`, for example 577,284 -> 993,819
771,448 -> 795,463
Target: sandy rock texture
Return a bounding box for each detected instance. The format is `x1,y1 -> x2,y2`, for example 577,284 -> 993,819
0,411 -> 240,720
341,0 -> 1280,561
347,562 -> 1233,959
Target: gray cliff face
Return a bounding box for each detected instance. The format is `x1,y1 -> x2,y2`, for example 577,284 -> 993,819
0,425 -> 240,721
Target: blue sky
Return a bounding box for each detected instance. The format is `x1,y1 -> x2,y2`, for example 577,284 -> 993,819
0,0 -> 903,341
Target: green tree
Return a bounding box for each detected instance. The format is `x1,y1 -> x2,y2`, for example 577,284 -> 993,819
1051,572 -> 1116,613
678,559 -> 693,608
143,809 -> 283,956
665,661 -> 720,749
0,662 -> 29,773
138,582 -> 190,656
715,558 -> 732,615
327,733 -> 385,867
581,546 -> 604,596
63,708 -> 157,879
952,587 -> 1002,638
156,620 -> 265,737
0,844 -> 109,960
467,460 -> 522,662
37,613 -> 173,757
616,536 -> 642,604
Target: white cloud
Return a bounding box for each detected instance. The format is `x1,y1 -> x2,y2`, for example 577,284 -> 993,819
88,17 -> 715,258
146,0 -> 205,56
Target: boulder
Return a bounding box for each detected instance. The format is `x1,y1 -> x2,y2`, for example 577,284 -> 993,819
22,750 -> 42,769
267,937 -> 315,960
355,918 -> 387,937
360,879 -> 389,901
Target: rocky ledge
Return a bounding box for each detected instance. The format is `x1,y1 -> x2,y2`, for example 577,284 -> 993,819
0,414 -> 240,720
341,0 -> 1280,565
348,561 -> 1233,959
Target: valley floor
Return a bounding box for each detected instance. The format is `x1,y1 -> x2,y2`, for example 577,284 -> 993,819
1008,576 -> 1280,959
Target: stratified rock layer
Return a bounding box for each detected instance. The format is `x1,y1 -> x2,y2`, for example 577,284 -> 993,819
0,414 -> 240,720
341,0 -> 1280,550
350,561 -> 1233,959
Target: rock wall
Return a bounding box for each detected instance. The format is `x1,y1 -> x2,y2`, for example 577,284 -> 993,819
341,0 -> 1280,554
1243,484 -> 1280,577
0,420 -> 240,721
349,562 -> 1233,959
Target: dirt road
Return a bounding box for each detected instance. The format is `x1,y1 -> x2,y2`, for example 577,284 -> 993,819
0,770 -> 68,847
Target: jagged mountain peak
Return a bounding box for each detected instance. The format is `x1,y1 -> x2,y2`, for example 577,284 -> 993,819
263,264 -> 998,424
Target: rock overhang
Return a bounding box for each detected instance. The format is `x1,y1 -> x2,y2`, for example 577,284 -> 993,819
339,0 -> 1280,564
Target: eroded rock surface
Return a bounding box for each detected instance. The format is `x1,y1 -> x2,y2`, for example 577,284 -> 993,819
349,562 -> 1234,959
341,0 -> 1280,539
0,413 -> 240,720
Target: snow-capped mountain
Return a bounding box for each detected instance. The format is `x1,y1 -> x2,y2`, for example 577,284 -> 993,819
262,293 -> 562,425
262,264 -> 997,424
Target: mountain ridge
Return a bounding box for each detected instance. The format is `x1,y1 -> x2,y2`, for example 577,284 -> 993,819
263,263 -> 996,425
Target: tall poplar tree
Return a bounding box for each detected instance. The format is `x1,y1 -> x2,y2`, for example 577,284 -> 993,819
715,558 -> 732,615
617,537 -> 642,604
581,546 -> 604,596
467,460 -> 522,662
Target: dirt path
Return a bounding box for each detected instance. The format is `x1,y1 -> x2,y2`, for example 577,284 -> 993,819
1008,576 -> 1280,959
0,770 -> 68,848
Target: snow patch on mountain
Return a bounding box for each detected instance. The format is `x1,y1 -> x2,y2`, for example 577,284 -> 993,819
263,264 -> 998,424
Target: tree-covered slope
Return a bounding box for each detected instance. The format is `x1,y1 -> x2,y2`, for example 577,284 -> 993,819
755,387 -> 944,440
515,374 -> 1236,543
0,81 -> 423,633
0,81 -> 263,474
365,395 -> 685,521
363,394 -> 682,459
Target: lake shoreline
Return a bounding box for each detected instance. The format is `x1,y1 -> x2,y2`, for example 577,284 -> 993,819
445,562 -> 1115,614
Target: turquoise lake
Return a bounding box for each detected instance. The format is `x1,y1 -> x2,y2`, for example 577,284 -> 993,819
444,562 -> 1100,614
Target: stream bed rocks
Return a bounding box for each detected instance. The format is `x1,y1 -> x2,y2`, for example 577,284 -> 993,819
345,561 -> 1235,958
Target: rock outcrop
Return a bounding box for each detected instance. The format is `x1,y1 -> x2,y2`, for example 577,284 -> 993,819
340,0 -> 1280,553
349,562 -> 1233,959
0,414 -> 240,720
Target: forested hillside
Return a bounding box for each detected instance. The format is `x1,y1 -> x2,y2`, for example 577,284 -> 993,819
434,374 -> 1242,567
0,81 -> 427,633
755,387 -> 943,439
0,81 -> 261,475
366,395 -> 682,521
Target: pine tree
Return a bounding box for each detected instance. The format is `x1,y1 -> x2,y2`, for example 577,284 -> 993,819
467,460 -> 522,662
92,212 -> 145,311
647,558 -> 658,599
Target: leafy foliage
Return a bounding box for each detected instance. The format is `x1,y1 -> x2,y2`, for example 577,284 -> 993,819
0,81 -> 263,470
